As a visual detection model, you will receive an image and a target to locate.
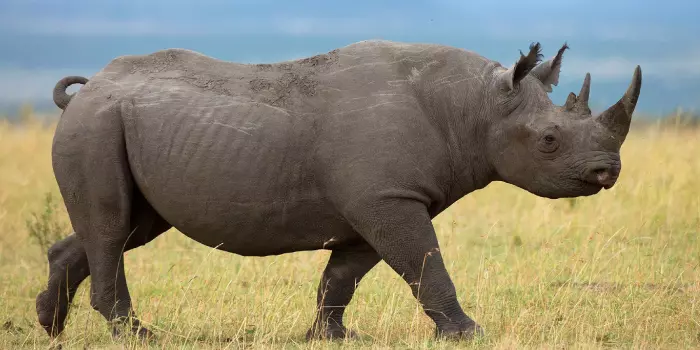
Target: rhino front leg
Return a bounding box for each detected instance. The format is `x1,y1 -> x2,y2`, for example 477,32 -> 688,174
306,243 -> 381,340
347,198 -> 483,341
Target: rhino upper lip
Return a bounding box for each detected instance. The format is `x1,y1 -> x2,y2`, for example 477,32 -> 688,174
583,178 -> 614,190
577,178 -> 606,191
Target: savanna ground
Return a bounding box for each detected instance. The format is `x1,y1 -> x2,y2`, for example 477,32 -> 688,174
0,115 -> 698,349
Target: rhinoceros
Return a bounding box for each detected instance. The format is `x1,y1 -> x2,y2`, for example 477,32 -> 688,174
37,39 -> 641,342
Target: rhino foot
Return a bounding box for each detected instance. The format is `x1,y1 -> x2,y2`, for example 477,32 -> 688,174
435,321 -> 485,342
36,289 -> 66,338
305,324 -> 358,341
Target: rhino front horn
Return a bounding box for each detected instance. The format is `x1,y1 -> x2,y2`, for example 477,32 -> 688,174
596,66 -> 642,141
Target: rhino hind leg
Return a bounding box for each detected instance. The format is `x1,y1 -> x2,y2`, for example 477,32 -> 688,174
36,233 -> 89,338
75,177 -> 150,339
35,191 -> 172,339
306,243 -> 381,341
47,106 -> 167,341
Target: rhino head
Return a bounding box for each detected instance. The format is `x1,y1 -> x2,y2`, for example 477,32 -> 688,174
484,42 -> 642,199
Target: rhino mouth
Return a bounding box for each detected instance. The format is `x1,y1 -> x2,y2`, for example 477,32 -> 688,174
580,178 -> 614,191
576,179 -> 606,193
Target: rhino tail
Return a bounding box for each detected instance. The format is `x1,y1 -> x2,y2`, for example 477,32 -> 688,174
53,76 -> 89,110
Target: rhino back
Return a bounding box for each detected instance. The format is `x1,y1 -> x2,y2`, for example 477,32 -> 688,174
91,40 -> 483,111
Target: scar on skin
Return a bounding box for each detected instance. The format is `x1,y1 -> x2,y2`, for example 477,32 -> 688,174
197,122 -> 259,136
331,100 -> 417,116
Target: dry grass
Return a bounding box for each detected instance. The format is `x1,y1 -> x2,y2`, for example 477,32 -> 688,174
0,119 -> 698,349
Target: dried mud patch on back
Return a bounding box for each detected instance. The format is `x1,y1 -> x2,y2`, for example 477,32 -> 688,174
254,71 -> 319,107
179,75 -> 230,96
254,49 -> 338,73
249,78 -> 273,92
117,49 -> 238,97
127,49 -> 192,75
298,49 -> 340,69
255,63 -> 274,72
280,72 -> 318,97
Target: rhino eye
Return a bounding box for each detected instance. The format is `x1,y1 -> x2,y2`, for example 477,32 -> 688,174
538,134 -> 559,153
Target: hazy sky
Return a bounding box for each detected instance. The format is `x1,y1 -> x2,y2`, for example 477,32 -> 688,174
1,0 -> 698,115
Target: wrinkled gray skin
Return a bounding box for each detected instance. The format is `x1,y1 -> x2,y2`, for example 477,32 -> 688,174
37,40 -> 642,342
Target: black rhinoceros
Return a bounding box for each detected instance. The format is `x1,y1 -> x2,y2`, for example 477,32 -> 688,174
37,39 -> 641,342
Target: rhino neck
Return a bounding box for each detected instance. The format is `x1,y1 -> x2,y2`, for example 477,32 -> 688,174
442,105 -> 498,206
410,58 -> 500,207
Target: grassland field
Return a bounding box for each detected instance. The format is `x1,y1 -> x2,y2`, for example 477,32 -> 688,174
0,118 -> 698,349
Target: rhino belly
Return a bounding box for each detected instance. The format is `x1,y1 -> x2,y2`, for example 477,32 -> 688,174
141,185 -> 355,256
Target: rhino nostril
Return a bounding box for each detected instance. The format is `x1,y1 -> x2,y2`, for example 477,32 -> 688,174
584,167 -> 617,188
594,168 -> 617,188
595,169 -> 611,183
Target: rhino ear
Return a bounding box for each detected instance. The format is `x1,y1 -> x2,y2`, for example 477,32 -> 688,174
530,42 -> 569,93
498,42 -> 543,91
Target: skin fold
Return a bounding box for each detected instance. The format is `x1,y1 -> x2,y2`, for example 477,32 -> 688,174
37,40 -> 642,342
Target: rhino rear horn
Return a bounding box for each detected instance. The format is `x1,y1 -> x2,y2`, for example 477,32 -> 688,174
596,66 -> 642,141
564,73 -> 592,114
